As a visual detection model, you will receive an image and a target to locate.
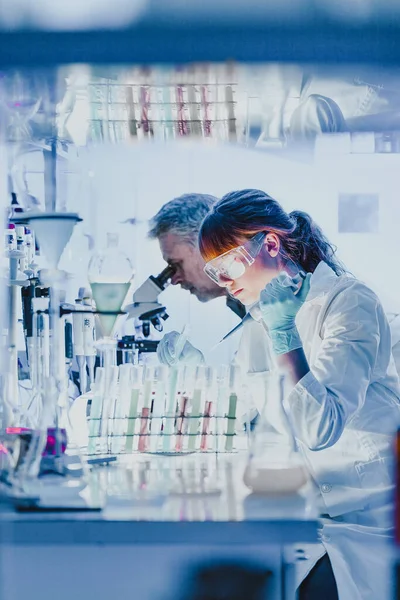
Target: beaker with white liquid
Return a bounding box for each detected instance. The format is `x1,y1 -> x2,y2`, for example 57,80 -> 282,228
244,372 -> 309,495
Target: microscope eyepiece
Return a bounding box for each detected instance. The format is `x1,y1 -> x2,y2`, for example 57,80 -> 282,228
153,265 -> 176,288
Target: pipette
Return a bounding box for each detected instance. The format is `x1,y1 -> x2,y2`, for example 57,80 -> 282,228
211,312 -> 252,351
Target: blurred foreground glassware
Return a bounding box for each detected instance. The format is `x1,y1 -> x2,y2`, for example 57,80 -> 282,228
244,372 -> 309,495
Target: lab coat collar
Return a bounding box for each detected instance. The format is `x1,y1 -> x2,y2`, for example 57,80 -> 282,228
305,261 -> 339,303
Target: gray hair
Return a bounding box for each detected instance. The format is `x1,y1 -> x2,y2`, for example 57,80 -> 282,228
148,193 -> 218,246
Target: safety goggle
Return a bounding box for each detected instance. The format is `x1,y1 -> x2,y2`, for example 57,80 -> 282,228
203,232 -> 266,286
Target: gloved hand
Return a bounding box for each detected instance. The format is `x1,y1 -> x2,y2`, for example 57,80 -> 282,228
260,271 -> 312,355
157,331 -> 205,366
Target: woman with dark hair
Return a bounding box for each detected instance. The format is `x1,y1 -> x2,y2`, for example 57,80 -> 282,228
199,189 -> 400,600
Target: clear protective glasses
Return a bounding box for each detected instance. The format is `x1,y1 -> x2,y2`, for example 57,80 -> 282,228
203,232 -> 266,286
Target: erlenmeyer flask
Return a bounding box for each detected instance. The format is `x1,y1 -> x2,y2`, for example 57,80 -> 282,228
244,372 -> 309,495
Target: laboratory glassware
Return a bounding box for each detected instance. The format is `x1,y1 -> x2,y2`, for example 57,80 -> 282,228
12,213 -> 84,490
244,372 -> 309,495
88,232 -> 134,454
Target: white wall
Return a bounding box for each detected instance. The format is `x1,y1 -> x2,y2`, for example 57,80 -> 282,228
24,140 -> 400,361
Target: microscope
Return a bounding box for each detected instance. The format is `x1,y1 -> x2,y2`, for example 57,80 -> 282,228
118,264 -> 175,361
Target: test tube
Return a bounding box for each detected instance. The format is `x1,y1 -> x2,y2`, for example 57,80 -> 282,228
187,84 -> 202,136
163,366 -> 180,453
200,367 -> 215,452
175,366 -> 195,452
225,365 -> 239,452
225,85 -> 237,142
215,365 -> 229,453
148,366 -> 166,452
125,365 -> 142,453
112,364 -> 132,454
99,365 -> 118,454
138,366 -> 154,452
72,299 -> 86,394
188,366 -> 206,452
161,83 -> 175,141
87,367 -> 105,455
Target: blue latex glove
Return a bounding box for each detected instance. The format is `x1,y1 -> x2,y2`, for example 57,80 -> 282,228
260,271 -> 312,355
157,331 -> 205,366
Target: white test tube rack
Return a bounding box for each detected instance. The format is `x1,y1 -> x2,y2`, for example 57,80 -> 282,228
85,363 -> 239,455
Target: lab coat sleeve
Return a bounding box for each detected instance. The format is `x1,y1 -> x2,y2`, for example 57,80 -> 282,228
286,283 -> 383,451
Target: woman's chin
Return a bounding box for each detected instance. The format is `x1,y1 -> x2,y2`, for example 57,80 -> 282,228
240,293 -> 258,306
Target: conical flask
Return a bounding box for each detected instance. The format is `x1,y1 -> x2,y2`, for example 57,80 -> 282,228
88,233 -> 134,339
244,372 -> 309,495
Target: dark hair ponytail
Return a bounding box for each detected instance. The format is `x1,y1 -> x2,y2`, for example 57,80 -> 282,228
285,211 -> 345,275
199,189 -> 346,276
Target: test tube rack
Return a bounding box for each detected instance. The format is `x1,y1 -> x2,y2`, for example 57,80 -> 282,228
88,79 -> 239,144
85,364 -> 239,456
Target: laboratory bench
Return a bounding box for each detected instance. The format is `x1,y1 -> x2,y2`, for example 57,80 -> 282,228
0,453 -> 319,600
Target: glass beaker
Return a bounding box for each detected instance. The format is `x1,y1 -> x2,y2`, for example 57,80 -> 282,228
244,372 -> 309,495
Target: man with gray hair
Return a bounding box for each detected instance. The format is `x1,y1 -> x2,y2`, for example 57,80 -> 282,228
148,193 -> 230,304
148,193 -> 246,365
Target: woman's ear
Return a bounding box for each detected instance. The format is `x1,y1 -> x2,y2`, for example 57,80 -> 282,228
265,233 -> 280,257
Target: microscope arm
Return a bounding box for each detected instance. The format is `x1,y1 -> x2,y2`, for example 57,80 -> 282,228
124,266 -> 174,321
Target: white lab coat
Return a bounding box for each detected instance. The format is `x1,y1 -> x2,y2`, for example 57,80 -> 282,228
388,313 -> 400,377
237,261 -> 400,600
